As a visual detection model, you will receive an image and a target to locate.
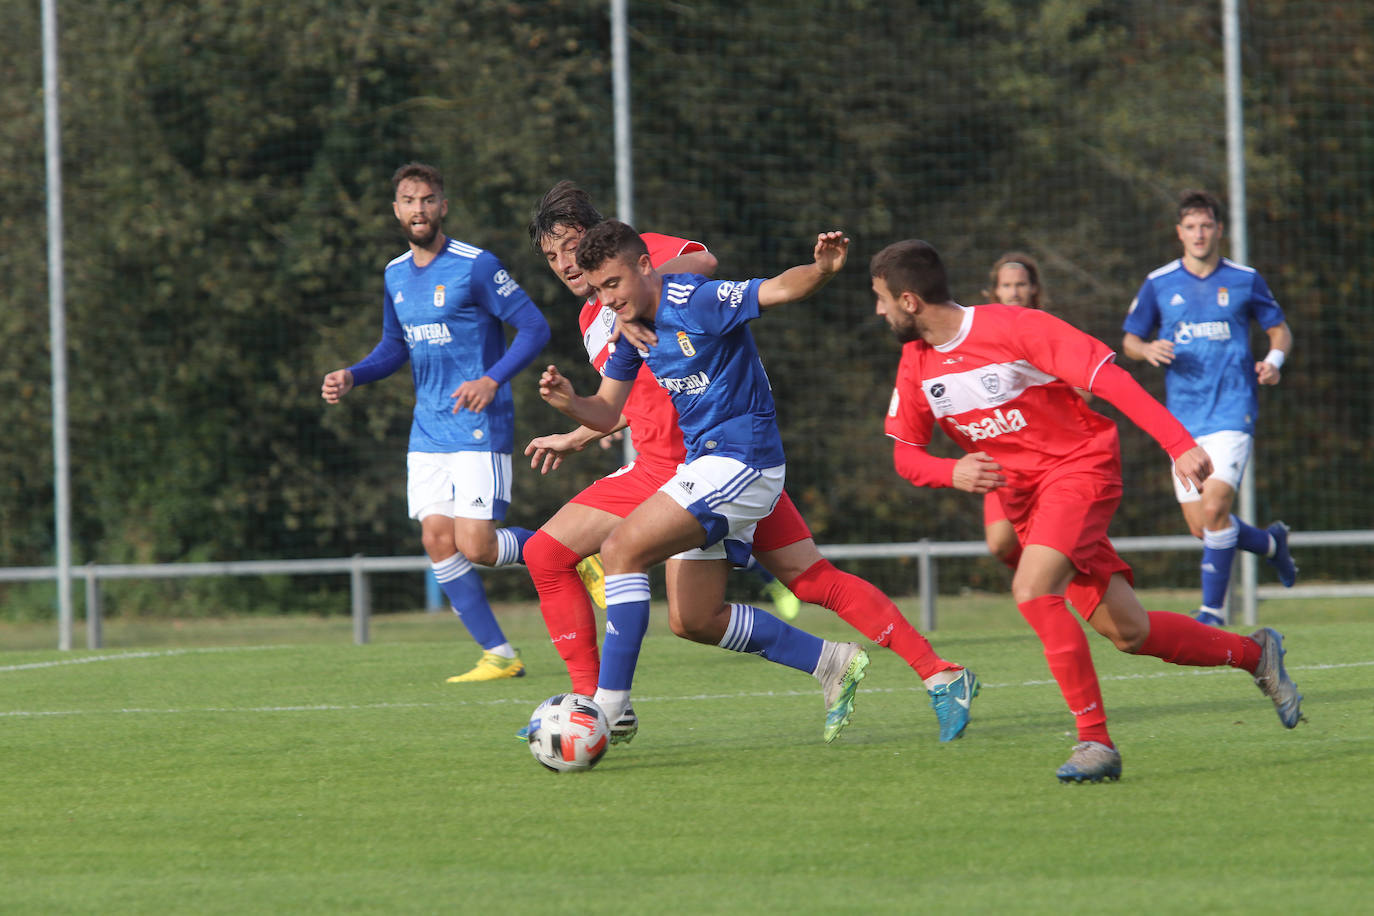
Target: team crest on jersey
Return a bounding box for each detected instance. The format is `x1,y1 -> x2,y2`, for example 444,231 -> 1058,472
1217,287 -> 1230,307
433,285 -> 446,309
676,331 -> 696,357
980,374 -> 1000,396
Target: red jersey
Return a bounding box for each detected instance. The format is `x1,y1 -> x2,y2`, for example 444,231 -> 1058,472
885,305 -> 1194,518
579,232 -> 702,470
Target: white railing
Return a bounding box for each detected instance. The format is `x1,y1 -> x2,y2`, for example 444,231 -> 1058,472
2,530 -> 1371,649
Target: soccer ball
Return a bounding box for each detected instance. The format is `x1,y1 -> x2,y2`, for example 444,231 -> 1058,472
526,693 -> 610,773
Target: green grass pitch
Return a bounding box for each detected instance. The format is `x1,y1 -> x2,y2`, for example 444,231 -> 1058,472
2,595 -> 1371,913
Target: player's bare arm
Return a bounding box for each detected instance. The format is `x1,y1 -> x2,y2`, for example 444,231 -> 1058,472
1173,445 -> 1213,493
1255,321 -> 1293,386
658,249 -> 717,277
756,231 -> 850,309
951,452 -> 1007,494
524,419 -> 630,475
1122,332 -> 1175,367
538,364 -> 632,433
450,375 -> 498,413
321,369 -> 354,404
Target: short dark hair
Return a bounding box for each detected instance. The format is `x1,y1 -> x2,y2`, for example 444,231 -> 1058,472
391,162 -> 444,196
576,219 -> 648,273
983,251 -> 1047,309
1177,189 -> 1225,224
529,181 -> 605,253
869,239 -> 951,303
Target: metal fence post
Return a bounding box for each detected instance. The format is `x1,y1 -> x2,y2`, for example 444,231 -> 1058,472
85,562 -> 102,649
351,553 -> 370,645
919,539 -> 937,632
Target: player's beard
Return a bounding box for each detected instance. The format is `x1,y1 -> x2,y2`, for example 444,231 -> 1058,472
887,315 -> 921,343
405,220 -> 441,248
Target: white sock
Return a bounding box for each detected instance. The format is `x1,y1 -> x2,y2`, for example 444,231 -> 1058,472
922,668 -> 962,690
593,688 -> 630,723
484,642 -> 515,659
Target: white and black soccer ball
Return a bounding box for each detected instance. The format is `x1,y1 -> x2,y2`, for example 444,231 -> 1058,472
527,693 -> 610,773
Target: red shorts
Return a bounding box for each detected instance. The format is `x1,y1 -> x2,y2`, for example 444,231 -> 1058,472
568,459 -> 679,517
1013,471 -> 1132,618
982,491 -> 1008,527
754,490 -> 814,553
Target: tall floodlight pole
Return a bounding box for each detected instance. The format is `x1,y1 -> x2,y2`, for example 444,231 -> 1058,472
43,0 -> 74,650
1223,0 -> 1257,626
610,0 -> 637,464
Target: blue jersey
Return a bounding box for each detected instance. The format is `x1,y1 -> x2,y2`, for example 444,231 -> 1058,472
1123,257 -> 1284,437
350,237 -> 549,453
603,273 -> 785,468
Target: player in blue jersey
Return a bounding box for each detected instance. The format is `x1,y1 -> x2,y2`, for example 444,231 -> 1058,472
538,220 -> 871,744
1122,189 -> 1297,626
321,162 -> 551,680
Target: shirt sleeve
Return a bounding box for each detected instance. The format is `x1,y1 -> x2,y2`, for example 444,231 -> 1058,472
1249,272 -> 1287,330
685,277 -> 763,335
470,251 -> 551,385
348,294 -> 409,386
1089,361 -> 1197,459
1122,277 -> 1160,338
1010,308 -> 1120,392
603,337 -> 643,382
892,439 -> 958,489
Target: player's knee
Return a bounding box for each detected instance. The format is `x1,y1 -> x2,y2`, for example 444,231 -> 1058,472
454,532 -> 498,566
523,530 -> 571,577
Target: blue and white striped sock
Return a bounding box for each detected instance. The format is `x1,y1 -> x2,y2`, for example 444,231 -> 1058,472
432,553 -> 507,651
495,527 -> 534,566
718,603 -> 823,673
598,573 -> 652,692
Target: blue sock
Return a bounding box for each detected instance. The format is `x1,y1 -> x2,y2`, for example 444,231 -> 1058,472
599,573 -> 652,691
1233,515 -> 1273,556
1200,524 -> 1238,611
495,527 -> 535,566
433,554 -> 505,649
718,603 -> 823,673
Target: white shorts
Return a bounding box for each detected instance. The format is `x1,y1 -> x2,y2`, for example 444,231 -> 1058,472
659,456 -> 784,563
406,451 -> 512,521
1172,430 -> 1252,503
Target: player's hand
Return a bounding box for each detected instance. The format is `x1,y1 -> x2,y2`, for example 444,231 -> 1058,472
321,369 -> 354,404
952,452 -> 1006,494
538,364 -> 575,411
814,230 -> 850,276
1173,445 -> 1212,494
1255,359 -> 1283,386
450,376 -> 498,414
597,429 -> 625,451
1142,339 -> 1175,367
612,317 -> 657,352
524,429 -> 592,474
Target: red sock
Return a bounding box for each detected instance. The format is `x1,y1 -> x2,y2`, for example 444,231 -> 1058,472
1018,595 -> 1111,747
788,560 -> 957,680
1138,611 -> 1262,672
523,531 -> 600,694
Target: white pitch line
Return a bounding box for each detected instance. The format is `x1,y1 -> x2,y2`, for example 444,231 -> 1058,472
0,659 -> 1368,720
0,645 -> 288,673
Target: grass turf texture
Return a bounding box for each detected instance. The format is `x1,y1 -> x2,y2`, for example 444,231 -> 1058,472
2,594 -> 1371,913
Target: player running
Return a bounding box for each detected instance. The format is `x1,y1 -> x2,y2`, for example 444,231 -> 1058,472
872,238 -> 1304,783
1122,189 -> 1297,626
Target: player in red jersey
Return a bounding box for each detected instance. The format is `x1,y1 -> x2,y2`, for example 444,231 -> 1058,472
520,183 -> 976,744
871,238 -> 1304,782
